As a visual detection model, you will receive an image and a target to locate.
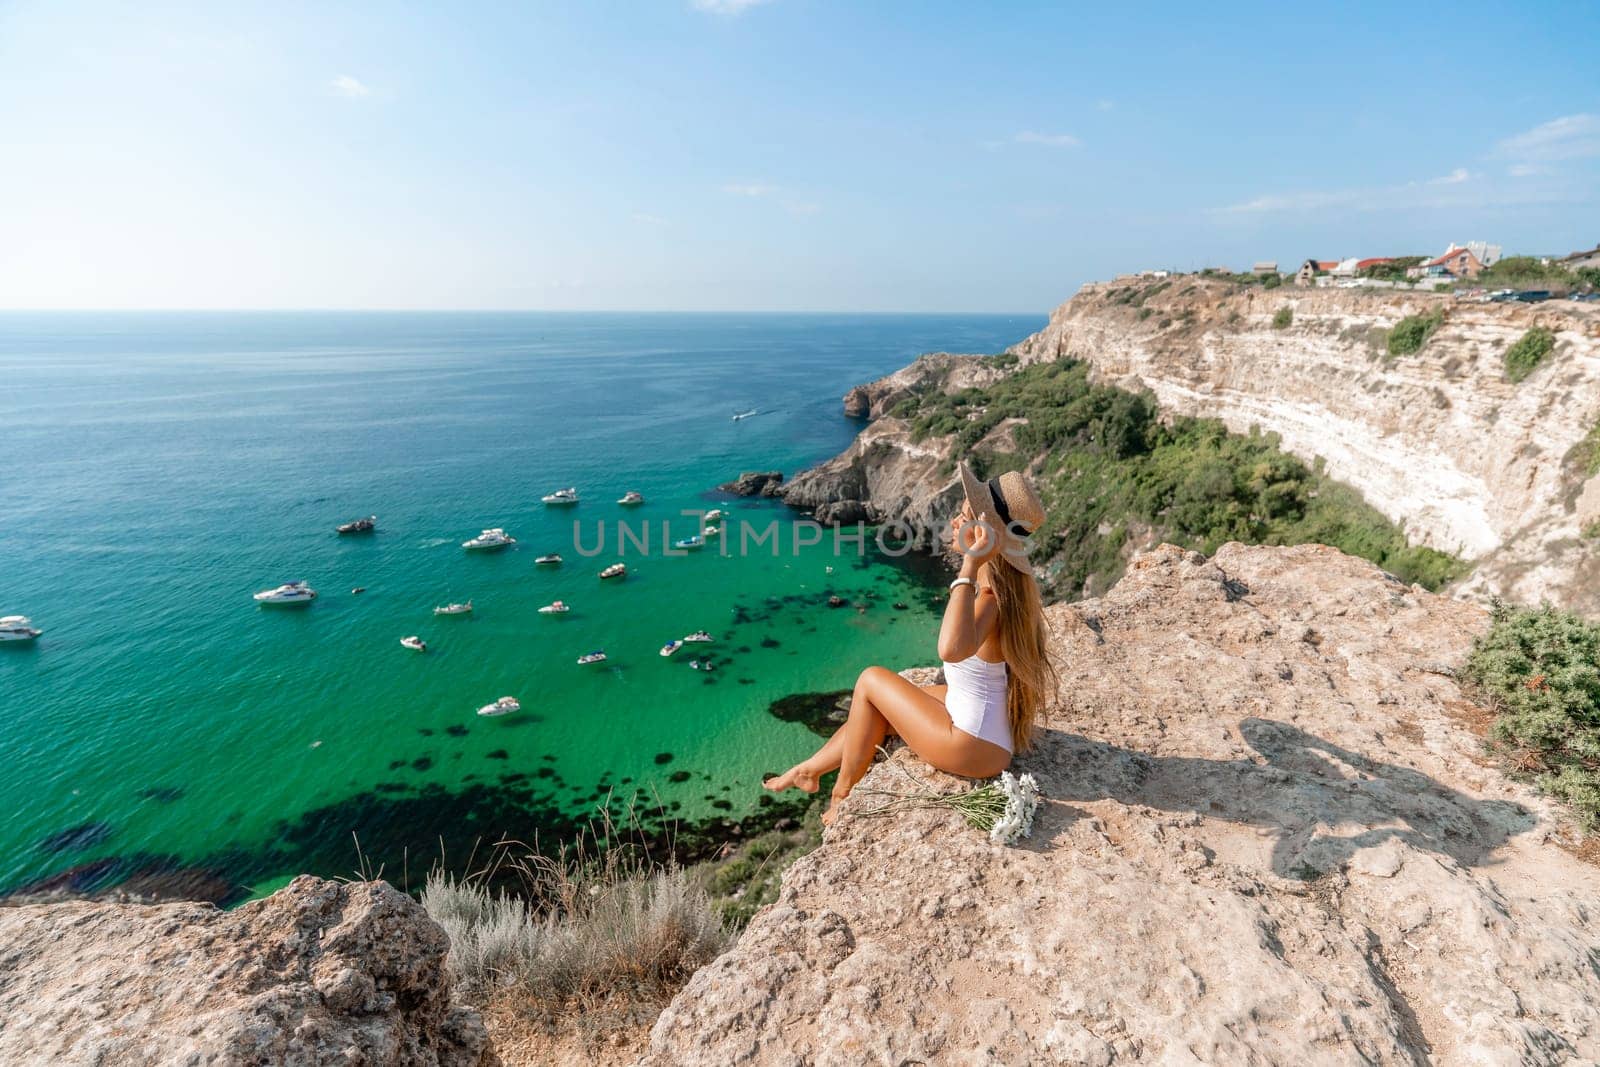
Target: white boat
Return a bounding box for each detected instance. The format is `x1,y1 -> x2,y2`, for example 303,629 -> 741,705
434,600 -> 473,616
703,525 -> 722,539
477,695 -> 521,717
400,635 -> 427,652
599,563 -> 627,580
337,515 -> 376,535
535,554 -> 563,566
660,639 -> 683,657
0,615 -> 42,642
463,528 -> 515,550
703,509 -> 724,523
683,630 -> 713,643
541,488 -> 579,506
253,581 -> 317,605
577,650 -> 607,665
538,600 -> 570,615
674,535 -> 705,550
732,409 -> 757,421
617,491 -> 644,506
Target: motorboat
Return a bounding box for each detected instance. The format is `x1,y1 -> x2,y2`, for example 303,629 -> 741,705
683,630 -> 713,643
463,528 -> 515,550
577,650 -> 607,665
254,581 -> 317,605
599,563 -> 627,580
689,659 -> 715,671
535,553 -> 563,566
400,635 -> 427,652
337,515 -> 376,535
541,487 -> 579,506
732,409 -> 757,421
351,587 -> 366,595
434,600 -> 473,616
674,535 -> 704,550
660,639 -> 683,657
703,525 -> 722,539
477,695 -> 521,717
538,600 -> 570,615
0,615 -> 42,642
688,658 -> 701,669
703,509 -> 724,523
617,491 -> 644,506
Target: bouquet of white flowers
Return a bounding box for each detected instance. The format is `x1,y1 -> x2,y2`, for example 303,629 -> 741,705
854,753 -> 1041,845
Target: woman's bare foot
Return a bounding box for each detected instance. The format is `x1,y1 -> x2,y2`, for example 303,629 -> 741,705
763,764 -> 819,793
820,791 -> 848,826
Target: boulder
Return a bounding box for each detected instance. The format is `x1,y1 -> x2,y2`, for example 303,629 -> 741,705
719,470 -> 785,497
0,875 -> 493,1066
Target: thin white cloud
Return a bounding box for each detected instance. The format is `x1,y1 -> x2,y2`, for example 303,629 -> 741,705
721,182 -> 776,197
1095,99 -> 1115,112
1508,163 -> 1543,178
1215,167 -> 1477,215
1428,168 -> 1470,185
1495,113 -> 1600,162
783,200 -> 820,216
632,212 -> 669,226
1014,130 -> 1081,148
331,75 -> 370,98
691,0 -> 771,13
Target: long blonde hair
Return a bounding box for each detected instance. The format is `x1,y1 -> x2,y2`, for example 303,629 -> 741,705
982,560 -> 1056,754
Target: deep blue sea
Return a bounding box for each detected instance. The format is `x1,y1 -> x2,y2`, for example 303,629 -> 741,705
0,312 -> 1039,898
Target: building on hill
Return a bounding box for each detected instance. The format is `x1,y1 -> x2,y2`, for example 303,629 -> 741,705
1330,257 -> 1362,278
1559,244 -> 1600,270
1420,246 -> 1485,279
1295,259 -> 1340,286
1252,261 -> 1279,276
1355,258 -> 1394,272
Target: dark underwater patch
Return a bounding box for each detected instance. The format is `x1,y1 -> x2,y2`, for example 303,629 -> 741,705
37,822 -> 114,853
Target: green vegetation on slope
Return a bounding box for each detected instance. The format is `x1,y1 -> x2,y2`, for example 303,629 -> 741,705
1387,310 -> 1445,357
1504,327 -> 1555,383
1463,603 -> 1600,828
1272,307 -> 1293,330
898,360 -> 1465,598
1358,256 -> 1425,282
1472,256 -> 1583,291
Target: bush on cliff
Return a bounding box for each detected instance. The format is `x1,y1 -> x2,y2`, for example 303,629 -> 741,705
1503,327 -> 1555,383
1473,256 -> 1579,291
1463,602 -> 1600,827
1387,310 -> 1445,357
1272,307 -> 1293,329
900,360 -> 1465,597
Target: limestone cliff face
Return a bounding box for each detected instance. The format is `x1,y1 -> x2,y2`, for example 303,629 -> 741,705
1013,279 -> 1600,613
646,543 -> 1600,1065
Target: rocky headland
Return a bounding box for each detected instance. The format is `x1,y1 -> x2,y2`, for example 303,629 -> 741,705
646,543 -> 1600,1064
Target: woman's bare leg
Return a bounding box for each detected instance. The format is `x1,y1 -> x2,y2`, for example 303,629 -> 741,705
763,679 -> 942,793
822,670 -> 1007,824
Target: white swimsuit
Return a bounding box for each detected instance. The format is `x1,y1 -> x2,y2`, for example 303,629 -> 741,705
942,654 -> 1012,753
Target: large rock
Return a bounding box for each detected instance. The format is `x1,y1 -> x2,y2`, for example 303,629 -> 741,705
719,470 -> 785,497
646,543 -> 1600,1065
0,875 -> 492,1066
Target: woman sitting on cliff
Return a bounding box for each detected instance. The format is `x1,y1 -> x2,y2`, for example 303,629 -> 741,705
765,463 -> 1055,823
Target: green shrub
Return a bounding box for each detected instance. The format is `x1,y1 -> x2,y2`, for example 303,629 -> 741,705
1358,256 -> 1425,282
1272,307 -> 1293,330
1503,327 -> 1555,383
1462,603 -> 1600,827
903,359 -> 1465,598
1262,273 -> 1282,290
1573,423 -> 1600,477
1474,255 -> 1579,291
1387,310 -> 1445,357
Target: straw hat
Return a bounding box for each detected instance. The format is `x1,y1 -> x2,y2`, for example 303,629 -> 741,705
958,461 -> 1045,575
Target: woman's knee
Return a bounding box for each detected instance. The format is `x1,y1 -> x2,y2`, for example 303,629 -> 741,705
856,665 -> 895,693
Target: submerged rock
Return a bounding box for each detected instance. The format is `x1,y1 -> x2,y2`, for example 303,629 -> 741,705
718,470 -> 785,497
0,875 -> 491,1065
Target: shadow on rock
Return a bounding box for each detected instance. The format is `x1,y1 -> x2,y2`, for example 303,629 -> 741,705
1031,717 -> 1534,878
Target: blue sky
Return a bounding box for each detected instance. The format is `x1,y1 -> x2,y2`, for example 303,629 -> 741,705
1,0 -> 1596,311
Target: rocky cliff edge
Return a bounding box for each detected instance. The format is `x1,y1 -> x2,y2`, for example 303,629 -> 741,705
646,543 -> 1600,1065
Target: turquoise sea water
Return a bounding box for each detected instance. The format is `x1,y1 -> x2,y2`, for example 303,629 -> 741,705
0,312 -> 1038,897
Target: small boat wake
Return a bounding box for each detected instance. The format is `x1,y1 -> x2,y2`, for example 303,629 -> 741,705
731,408 -> 762,421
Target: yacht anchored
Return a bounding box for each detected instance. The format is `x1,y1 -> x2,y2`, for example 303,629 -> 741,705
535,553 -> 563,566
538,600 -> 570,615
337,515 -> 376,535
617,491 -> 644,506
673,535 -> 704,550
477,696 -> 521,717
541,487 -> 579,506
683,630 -> 713,643
400,636 -> 427,652
253,581 -> 317,605
660,639 -> 683,657
577,650 -> 607,665
462,528 -> 515,550
703,525 -> 722,539
599,563 -> 627,580
0,615 -> 42,642
703,509 -> 724,523
434,600 -> 473,616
